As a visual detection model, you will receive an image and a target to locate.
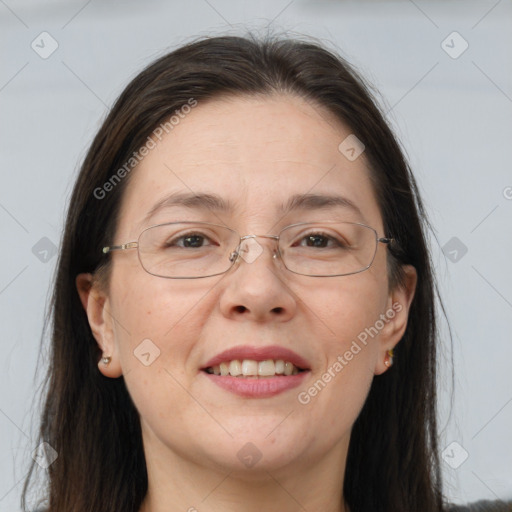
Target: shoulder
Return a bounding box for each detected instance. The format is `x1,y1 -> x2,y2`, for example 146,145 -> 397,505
446,500 -> 512,512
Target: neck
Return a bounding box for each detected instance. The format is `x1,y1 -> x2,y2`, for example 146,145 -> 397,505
138,427 -> 350,512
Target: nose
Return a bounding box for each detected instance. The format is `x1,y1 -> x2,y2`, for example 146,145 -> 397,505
219,235 -> 297,322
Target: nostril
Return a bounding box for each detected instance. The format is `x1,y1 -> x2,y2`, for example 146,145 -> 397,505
271,307 -> 284,314
234,305 -> 247,314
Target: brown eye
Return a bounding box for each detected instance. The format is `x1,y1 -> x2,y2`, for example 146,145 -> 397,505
164,233 -> 213,249
181,234 -> 206,248
296,232 -> 345,249
305,234 -> 329,248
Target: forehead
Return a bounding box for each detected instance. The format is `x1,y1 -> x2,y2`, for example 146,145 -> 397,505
117,94 -> 383,237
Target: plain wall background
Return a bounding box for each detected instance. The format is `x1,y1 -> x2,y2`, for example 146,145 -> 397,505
1,0 -> 511,510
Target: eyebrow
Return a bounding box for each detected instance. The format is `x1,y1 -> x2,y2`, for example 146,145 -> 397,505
142,192 -> 233,225
142,191 -> 364,224
282,193 -> 364,219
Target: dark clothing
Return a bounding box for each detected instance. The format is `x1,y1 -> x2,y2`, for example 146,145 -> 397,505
447,500 -> 512,512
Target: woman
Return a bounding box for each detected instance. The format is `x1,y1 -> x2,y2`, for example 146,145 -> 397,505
22,34 -> 511,512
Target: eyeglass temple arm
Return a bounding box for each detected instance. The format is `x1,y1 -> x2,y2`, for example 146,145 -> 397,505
379,237 -> 401,253
102,242 -> 138,254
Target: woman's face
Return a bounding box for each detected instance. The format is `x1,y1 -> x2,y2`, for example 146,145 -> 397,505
79,94 -> 416,478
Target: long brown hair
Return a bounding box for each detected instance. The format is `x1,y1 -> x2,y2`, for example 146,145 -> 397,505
23,33 -> 450,512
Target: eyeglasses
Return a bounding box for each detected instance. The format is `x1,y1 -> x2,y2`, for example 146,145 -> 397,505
102,221 -> 394,279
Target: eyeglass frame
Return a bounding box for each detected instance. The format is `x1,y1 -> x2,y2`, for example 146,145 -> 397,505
102,220 -> 395,279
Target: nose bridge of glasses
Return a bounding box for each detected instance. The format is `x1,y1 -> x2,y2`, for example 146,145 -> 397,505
231,234 -> 280,265
239,234 -> 279,243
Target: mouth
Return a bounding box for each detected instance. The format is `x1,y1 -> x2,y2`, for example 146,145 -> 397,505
200,345 -> 311,398
203,358 -> 306,378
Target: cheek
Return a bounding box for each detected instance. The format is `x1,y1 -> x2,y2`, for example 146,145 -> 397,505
109,266 -> 222,377
109,277 -> 217,438
292,271 -> 387,408
309,268 -> 388,349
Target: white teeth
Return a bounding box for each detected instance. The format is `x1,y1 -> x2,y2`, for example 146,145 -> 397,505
207,359 -> 303,377
229,360 -> 242,376
258,360 -> 275,376
242,360 -> 259,376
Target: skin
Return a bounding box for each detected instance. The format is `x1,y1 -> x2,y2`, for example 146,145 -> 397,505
77,94 -> 416,512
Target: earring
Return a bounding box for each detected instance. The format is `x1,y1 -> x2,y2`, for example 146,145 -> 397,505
102,355 -> 112,366
384,349 -> 394,368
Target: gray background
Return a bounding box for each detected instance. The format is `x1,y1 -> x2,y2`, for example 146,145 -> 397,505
1,0 -> 511,510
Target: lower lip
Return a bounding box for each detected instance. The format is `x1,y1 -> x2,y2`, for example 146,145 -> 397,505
202,371 -> 310,398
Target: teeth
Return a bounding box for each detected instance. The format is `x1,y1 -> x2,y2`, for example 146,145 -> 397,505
242,359 -> 258,376
207,359 -> 302,377
229,360 -> 242,376
258,360 -> 275,376
219,362 -> 229,376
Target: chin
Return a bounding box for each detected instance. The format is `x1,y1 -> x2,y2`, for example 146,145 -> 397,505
194,427 -> 310,477
206,445 -> 307,481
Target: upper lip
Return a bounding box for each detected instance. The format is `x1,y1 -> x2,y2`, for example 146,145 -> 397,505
202,345 -> 311,371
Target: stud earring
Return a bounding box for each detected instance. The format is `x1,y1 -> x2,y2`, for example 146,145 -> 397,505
102,355 -> 112,366
384,349 -> 394,368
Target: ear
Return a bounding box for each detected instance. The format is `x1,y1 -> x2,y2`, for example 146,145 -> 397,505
374,264 -> 417,375
76,273 -> 123,378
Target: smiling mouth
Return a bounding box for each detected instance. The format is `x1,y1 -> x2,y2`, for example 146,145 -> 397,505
203,359 -> 306,378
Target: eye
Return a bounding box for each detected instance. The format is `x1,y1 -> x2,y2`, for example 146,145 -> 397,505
180,234 -> 207,248
303,234 -> 331,248
165,232 -> 215,249
296,232 -> 346,249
